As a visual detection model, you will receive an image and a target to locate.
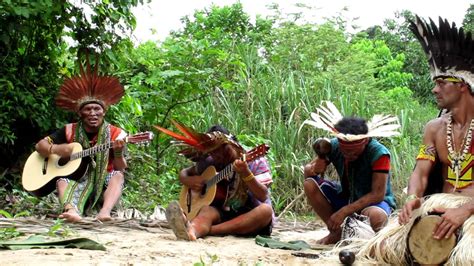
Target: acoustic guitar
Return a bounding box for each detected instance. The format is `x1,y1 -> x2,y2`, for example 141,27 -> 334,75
22,131 -> 154,197
179,144 -> 270,220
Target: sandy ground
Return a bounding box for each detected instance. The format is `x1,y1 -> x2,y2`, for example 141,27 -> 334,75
0,215 -> 347,266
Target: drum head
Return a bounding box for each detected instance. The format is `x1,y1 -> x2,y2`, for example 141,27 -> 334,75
408,215 -> 456,264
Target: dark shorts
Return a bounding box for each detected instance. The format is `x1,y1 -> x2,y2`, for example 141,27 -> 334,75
307,175 -> 392,216
215,204 -> 273,236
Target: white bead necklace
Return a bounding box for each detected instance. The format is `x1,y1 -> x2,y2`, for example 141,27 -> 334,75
446,114 -> 474,190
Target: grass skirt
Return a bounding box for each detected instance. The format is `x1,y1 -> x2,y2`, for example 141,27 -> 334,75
356,193 -> 473,265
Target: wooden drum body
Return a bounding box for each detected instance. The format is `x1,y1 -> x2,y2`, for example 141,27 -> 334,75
407,215 -> 456,265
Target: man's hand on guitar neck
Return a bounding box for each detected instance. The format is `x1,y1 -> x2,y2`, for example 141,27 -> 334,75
234,158 -> 268,201
112,139 -> 127,170
233,159 -> 252,180
112,139 -> 126,156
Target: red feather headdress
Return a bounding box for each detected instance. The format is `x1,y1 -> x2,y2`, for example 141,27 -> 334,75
55,55 -> 124,112
154,120 -> 244,161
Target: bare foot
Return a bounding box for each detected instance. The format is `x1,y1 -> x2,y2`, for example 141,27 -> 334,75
97,210 -> 112,222
59,209 -> 82,223
165,201 -> 196,241
316,230 -> 341,245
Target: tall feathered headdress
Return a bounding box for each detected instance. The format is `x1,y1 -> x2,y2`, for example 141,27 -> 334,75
55,55 -> 124,112
303,101 -> 401,141
409,15 -> 474,91
154,120 -> 244,161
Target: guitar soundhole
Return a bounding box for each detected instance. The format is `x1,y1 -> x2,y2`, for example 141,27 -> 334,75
58,157 -> 70,166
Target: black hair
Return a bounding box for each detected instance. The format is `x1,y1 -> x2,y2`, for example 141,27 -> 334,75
311,140 -> 319,154
334,117 -> 368,135
206,124 -> 238,141
207,125 -> 230,134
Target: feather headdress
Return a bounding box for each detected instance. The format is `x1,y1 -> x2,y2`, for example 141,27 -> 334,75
154,120 -> 244,161
303,101 -> 401,141
55,55 -> 124,111
409,15 -> 474,91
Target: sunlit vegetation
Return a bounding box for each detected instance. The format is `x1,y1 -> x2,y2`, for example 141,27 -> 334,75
1,2 -> 472,217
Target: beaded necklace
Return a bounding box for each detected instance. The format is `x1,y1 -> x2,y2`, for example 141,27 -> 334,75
446,114 -> 474,190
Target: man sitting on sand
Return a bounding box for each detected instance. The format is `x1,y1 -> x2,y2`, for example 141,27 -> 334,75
34,54 -> 127,222
302,101 -> 400,244
155,123 -> 273,240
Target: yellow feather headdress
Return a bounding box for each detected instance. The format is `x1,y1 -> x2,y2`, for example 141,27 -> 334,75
303,101 -> 401,141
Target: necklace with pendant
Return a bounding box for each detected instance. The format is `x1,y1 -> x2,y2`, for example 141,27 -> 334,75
446,114 -> 474,191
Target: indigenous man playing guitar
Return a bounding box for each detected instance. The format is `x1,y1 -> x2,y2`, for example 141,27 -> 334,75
158,124 -> 273,240
33,55 -> 128,223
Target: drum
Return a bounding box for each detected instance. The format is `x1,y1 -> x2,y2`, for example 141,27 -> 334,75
407,215 -> 456,265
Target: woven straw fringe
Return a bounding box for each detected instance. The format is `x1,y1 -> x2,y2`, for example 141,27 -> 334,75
356,193 -> 473,265
450,215 -> 474,265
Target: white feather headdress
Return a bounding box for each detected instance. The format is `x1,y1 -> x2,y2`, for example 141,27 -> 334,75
303,101 -> 401,141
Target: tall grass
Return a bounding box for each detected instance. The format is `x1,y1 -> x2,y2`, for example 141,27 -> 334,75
183,46 -> 438,214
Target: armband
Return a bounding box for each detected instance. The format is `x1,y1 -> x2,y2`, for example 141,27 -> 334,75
45,136 -> 54,145
241,173 -> 255,182
114,150 -> 124,158
416,144 -> 436,162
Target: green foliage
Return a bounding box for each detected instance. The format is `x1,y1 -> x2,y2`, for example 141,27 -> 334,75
1,1 -> 69,152
0,209 -> 27,240
142,4 -> 436,213
361,10 -> 433,103
0,210 -> 13,218
268,22 -> 349,75
193,253 -> 219,266
107,3 -> 278,206
0,0 -> 146,189
47,219 -> 74,237
94,3 -> 442,213
0,211 -> 72,240
0,187 -> 57,217
0,227 -> 23,240
1,2 -> 462,217
462,4 -> 474,33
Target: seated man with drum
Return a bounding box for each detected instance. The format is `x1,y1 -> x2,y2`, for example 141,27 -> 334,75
358,16 -> 474,265
303,101 -> 400,245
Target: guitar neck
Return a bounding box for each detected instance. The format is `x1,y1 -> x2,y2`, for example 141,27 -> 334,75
205,164 -> 234,187
203,144 -> 268,187
70,141 -> 114,160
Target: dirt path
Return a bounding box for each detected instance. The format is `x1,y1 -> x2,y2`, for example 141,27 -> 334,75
0,217 -> 345,265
